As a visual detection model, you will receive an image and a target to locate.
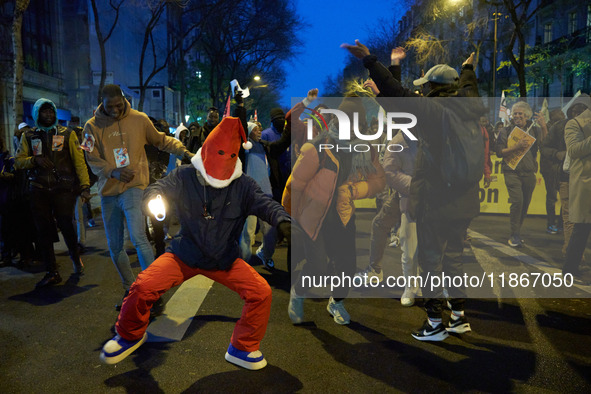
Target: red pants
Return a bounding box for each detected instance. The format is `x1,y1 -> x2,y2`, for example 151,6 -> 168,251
116,253 -> 272,352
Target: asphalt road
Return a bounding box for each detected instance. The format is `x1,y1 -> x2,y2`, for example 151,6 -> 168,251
1,208 -> 591,393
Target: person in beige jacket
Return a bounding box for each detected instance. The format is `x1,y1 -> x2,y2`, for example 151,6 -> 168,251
83,84 -> 193,306
563,96 -> 591,283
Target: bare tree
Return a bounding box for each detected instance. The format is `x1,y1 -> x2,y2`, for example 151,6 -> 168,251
132,0 -> 223,111
11,0 -> 29,127
405,29 -> 450,67
197,0 -> 304,110
502,0 -> 544,97
89,0 -> 125,105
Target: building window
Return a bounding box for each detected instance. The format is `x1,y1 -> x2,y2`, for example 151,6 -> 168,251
569,12 -> 577,35
543,23 -> 552,44
152,90 -> 161,98
587,5 -> 591,42
22,0 -> 54,75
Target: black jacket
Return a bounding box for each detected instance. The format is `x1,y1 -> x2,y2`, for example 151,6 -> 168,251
541,119 -> 569,182
362,55 -> 485,220
143,165 -> 290,270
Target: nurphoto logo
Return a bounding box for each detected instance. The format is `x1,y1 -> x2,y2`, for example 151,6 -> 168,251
304,108 -> 418,152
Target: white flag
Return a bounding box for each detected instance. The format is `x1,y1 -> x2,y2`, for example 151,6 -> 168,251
499,91 -> 510,126
562,90 -> 582,117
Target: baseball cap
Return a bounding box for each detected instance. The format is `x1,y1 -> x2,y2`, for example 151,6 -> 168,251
413,64 -> 459,86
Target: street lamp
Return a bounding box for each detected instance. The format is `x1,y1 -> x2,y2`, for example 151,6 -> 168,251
253,75 -> 261,81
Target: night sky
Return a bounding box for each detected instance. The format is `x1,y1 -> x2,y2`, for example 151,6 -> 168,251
280,0 -> 406,107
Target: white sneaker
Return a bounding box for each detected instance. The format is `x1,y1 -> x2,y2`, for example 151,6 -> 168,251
353,265 -> 383,285
327,297 -> 350,325
388,233 -> 400,247
288,287 -> 303,324
400,287 -> 415,307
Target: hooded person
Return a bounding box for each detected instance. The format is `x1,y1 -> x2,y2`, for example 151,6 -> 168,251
166,124 -> 190,175
14,98 -> 91,287
100,116 -> 291,371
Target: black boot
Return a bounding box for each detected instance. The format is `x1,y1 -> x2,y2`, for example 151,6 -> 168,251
36,271 -> 62,288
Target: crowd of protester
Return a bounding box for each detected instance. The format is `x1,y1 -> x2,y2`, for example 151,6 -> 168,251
1,40 -> 590,369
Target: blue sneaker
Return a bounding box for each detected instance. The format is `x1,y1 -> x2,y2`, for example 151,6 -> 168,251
100,332 -> 147,364
255,248 -> 275,270
224,343 -> 267,370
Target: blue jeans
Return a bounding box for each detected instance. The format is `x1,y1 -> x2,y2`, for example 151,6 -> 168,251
101,188 -> 155,289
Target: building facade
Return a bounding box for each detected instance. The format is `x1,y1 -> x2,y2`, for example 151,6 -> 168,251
0,0 -> 181,153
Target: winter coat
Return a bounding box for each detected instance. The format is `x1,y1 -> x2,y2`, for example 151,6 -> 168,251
262,123 -> 290,194
244,138 -> 272,196
83,98 -> 187,196
565,108 -> 591,223
15,98 -> 89,192
283,132 -> 385,241
143,165 -> 290,270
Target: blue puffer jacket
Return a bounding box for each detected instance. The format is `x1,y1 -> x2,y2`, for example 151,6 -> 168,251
143,164 -> 290,270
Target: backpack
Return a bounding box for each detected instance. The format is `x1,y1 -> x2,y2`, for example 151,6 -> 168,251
440,109 -> 484,189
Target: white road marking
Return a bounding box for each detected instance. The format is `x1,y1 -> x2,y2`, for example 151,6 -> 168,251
147,275 -> 214,342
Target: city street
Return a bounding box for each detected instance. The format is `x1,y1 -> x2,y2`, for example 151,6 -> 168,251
1,204 -> 591,393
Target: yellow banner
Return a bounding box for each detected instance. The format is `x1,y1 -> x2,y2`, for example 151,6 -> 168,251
355,152 -> 559,215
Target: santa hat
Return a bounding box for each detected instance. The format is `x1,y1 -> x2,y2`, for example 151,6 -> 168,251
191,116 -> 252,188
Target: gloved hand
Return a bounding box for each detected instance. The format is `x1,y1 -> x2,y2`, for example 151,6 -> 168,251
80,187 -> 92,203
277,221 -> 291,246
234,88 -> 244,106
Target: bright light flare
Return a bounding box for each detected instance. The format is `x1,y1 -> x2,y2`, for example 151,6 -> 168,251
148,194 -> 166,221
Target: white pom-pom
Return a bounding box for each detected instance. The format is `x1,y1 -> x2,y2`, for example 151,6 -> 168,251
243,141 -> 253,150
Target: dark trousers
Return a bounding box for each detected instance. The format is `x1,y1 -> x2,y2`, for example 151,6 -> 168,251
292,208 -> 357,300
541,170 -> 562,228
417,216 -> 472,319
146,215 -> 166,257
29,188 -> 79,273
504,172 -> 536,237
564,223 -> 591,275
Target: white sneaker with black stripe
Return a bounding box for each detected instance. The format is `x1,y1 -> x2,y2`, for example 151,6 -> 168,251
446,316 -> 471,334
411,319 -> 449,341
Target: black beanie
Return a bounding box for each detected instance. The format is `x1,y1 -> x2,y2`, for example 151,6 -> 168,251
270,108 -> 285,121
